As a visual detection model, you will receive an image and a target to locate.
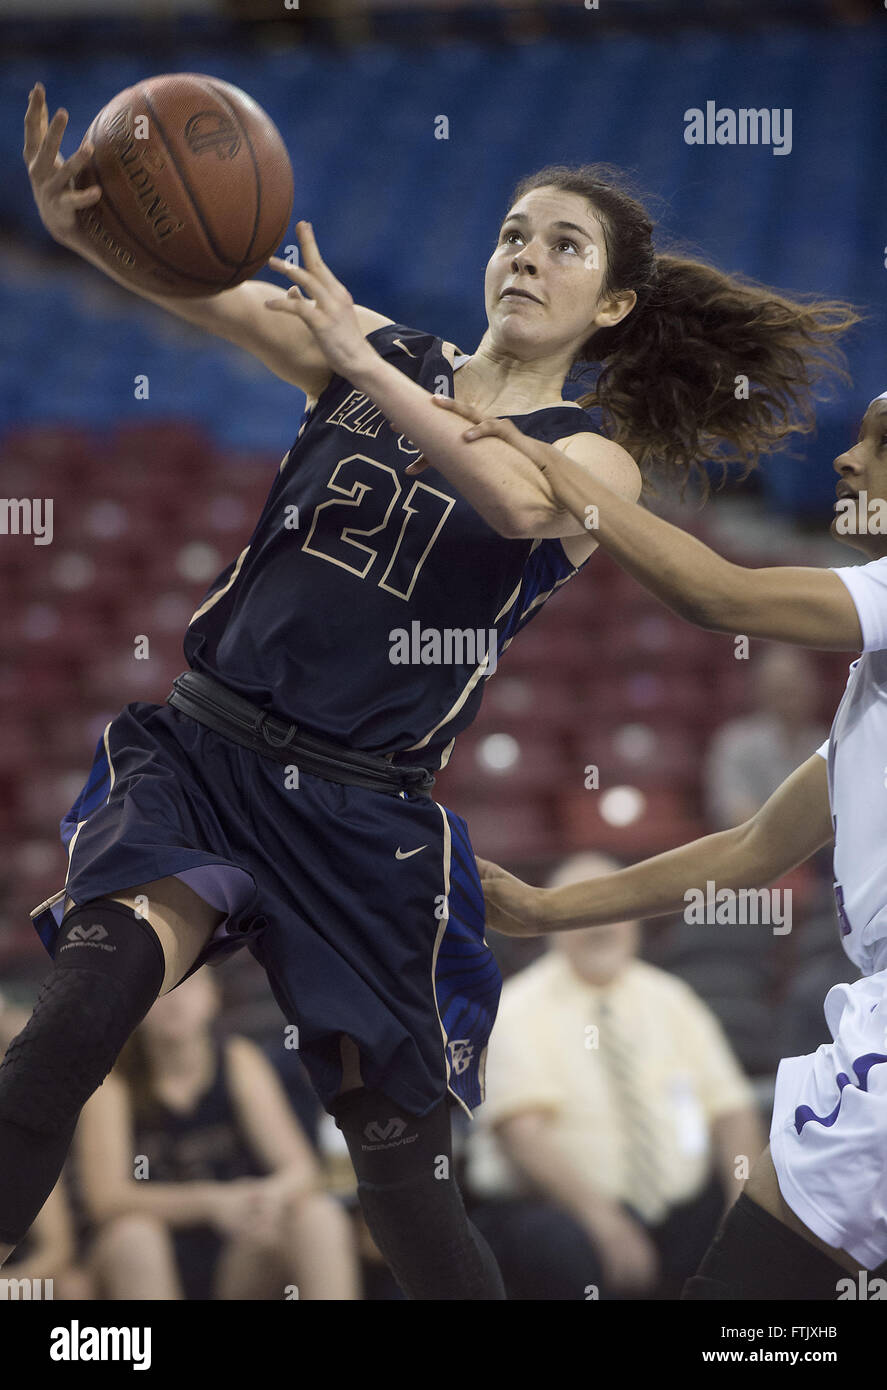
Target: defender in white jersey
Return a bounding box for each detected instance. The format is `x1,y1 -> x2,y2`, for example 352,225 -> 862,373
450,389 -> 887,1296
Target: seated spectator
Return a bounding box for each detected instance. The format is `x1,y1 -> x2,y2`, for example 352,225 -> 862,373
75,970 -> 359,1300
466,852 -> 765,1300
704,645 -> 828,829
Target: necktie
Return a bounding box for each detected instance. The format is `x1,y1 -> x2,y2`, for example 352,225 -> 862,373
597,993 -> 666,1223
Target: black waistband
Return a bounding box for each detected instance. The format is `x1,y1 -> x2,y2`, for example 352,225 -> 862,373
167,671 -> 435,796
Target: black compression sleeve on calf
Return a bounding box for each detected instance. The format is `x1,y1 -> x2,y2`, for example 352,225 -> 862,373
0,1115 -> 78,1247
330,1086 -> 506,1300
0,900 -> 165,1246
682,1192 -> 850,1301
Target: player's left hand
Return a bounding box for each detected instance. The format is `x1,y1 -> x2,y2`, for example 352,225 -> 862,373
265,222 -> 375,379
405,392 -> 556,477
476,856 -> 548,937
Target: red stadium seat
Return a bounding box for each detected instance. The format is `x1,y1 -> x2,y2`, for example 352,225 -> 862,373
499,627 -> 604,680
437,730 -> 577,800
601,613 -> 733,673
571,722 -> 702,793
477,673 -> 582,736
458,798 -> 561,861
17,768 -> 91,835
559,783 -> 706,858
0,424 -> 98,470
108,420 -> 214,472
0,724 -> 38,778
570,673 -> 713,730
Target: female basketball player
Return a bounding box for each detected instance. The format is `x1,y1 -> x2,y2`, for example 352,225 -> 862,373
1,81 -> 856,1299
460,390 -> 887,1298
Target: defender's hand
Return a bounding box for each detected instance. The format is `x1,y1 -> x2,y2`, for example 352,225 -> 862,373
406,392 -> 558,477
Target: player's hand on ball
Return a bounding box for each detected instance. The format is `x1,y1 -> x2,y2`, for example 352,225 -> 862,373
476,856 -> 547,937
265,224 -> 374,379
23,83 -> 101,244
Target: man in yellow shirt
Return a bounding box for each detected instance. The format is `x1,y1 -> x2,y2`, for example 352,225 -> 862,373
468,853 -> 764,1299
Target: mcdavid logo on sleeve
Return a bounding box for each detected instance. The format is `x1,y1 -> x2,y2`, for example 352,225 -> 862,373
59,923 -> 116,955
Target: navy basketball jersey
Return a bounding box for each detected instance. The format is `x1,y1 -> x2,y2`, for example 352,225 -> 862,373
183,322 -> 597,770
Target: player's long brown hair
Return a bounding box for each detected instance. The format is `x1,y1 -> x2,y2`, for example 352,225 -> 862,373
508,163 -> 862,494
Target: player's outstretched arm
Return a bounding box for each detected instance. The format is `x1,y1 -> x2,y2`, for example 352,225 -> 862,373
430,395 -> 864,651
479,753 -> 832,937
23,84 -> 390,396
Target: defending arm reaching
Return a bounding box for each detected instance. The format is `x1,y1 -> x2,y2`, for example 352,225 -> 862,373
427,394 -> 864,650
479,753 -> 833,936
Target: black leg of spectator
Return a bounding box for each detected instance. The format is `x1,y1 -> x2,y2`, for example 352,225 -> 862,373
469,1198 -> 607,1300
646,1177 -> 726,1298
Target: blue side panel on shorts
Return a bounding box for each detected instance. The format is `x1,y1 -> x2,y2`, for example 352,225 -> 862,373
437,809 -> 502,1112
60,732 -> 111,847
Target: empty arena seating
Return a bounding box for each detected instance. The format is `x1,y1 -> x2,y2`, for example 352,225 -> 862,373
0,421 -> 273,953
0,23 -> 883,509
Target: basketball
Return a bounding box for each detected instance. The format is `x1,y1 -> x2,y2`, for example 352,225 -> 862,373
73,73 -> 294,297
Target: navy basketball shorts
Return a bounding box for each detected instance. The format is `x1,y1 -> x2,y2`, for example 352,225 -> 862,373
30,701 -> 501,1118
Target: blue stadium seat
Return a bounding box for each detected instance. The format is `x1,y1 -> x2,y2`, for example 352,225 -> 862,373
1,23 -> 884,502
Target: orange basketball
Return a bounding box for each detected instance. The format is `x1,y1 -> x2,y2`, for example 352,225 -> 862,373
74,73 -> 294,297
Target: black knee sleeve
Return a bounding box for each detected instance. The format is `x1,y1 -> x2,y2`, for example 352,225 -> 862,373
330,1086 -> 505,1300
0,899 -> 165,1245
681,1193 -> 849,1301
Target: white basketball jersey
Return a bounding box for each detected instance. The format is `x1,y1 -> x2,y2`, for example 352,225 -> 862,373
818,556 -> 887,975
